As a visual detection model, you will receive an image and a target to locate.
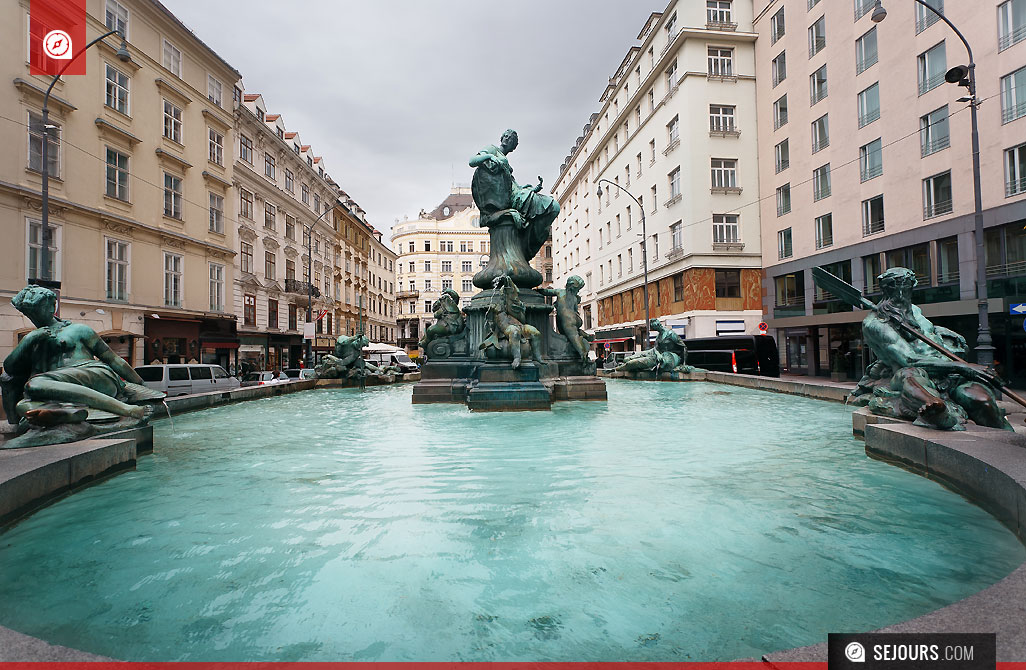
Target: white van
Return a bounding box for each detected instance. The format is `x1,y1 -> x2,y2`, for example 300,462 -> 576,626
134,364 -> 241,397
362,343 -> 418,373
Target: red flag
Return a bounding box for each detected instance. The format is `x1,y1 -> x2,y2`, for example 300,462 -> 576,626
30,0 -> 88,76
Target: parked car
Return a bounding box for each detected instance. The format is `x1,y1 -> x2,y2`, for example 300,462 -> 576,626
241,371 -> 291,387
362,343 -> 419,373
134,364 -> 240,397
684,335 -> 780,377
283,368 -> 317,380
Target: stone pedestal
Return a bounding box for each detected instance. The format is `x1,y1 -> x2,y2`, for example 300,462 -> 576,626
412,287 -> 606,410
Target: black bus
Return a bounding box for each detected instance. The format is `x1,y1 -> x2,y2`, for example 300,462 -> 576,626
684,335 -> 780,377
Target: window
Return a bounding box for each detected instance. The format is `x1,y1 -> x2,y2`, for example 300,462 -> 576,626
302,184 -> 309,204
207,75 -> 223,107
162,100 -> 182,143
441,260 -> 452,272
707,0 -> 733,25
105,0 -> 128,37
773,95 -> 788,129
442,240 -> 454,252
915,0 -> 943,34
442,279 -> 452,291
206,128 -> 224,165
862,195 -> 885,235
855,0 -> 876,20
778,228 -> 793,259
1001,65 -> 1026,123
709,105 -> 736,133
239,134 -> 252,164
775,139 -> 789,173
204,262 -> 223,311
209,192 -> 224,233
285,258 -> 296,281
923,171 -> 953,218
809,15 -> 826,57
265,251 -> 276,280
240,242 -> 253,273
667,115 -> 679,145
462,260 -> 473,272
162,40 -> 181,77
708,47 -> 733,76
105,148 -> 129,201
918,42 -> 947,95
710,159 -> 737,189
163,173 -> 182,219
313,194 -> 320,213
811,114 -> 829,153
239,189 -> 253,219
856,27 -> 878,74
813,163 -> 831,200
673,274 -> 685,301
424,240 -> 431,252
424,260 -> 432,272
665,11 -> 677,35
669,167 -> 681,200
776,183 -> 791,216
287,303 -> 297,330
268,299 -> 278,329
164,252 -> 183,306
28,112 -> 59,176
810,65 -> 828,105
650,185 -> 657,212
264,153 -> 275,179
244,294 -> 255,326
770,7 -> 785,43
815,213 -> 833,249
859,138 -> 883,181
857,82 -> 880,127
481,241 -> 488,253
106,238 -> 128,301
104,63 -> 129,114
999,0 -> 1026,51
285,214 -> 296,240
920,106 -> 950,156
713,214 -> 740,243
1006,142 -> 1026,196
264,202 -> 276,229
665,60 -> 678,92
26,220 -> 60,280
771,52 -> 787,87
715,270 -> 741,299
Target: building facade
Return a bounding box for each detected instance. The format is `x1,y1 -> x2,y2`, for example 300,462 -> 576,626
755,0 -> 1026,383
391,187 -> 490,356
551,0 -> 764,353
0,0 -> 240,367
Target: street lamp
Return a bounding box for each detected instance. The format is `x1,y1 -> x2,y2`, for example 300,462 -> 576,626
305,198 -> 343,368
37,30 -> 131,287
872,0 -> 993,366
596,179 -> 651,345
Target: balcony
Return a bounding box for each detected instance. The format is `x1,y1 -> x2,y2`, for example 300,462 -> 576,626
775,159 -> 789,174
710,186 -> 742,195
921,134 -> 950,157
856,53 -> 878,75
666,246 -> 685,261
284,278 -> 320,297
712,241 -> 745,252
858,108 -> 881,128
706,20 -> 738,31
663,137 -> 680,155
809,37 -> 826,59
860,163 -> 883,182
1007,177 -> 1026,197
396,289 -> 420,300
918,72 -> 945,96
664,193 -> 683,208
923,199 -> 953,219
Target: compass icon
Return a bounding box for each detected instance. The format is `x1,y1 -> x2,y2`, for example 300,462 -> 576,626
43,30 -> 73,60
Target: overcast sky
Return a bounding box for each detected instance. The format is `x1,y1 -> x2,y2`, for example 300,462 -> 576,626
161,0 -> 659,247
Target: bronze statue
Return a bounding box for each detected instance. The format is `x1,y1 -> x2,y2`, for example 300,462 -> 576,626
538,276 -> 593,362
615,319 -> 693,374
479,275 -> 545,368
469,129 -> 559,289
315,333 -> 370,379
1,285 -> 161,447
846,267 -> 1011,431
419,288 -> 466,350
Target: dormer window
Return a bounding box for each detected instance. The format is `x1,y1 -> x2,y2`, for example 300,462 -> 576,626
293,144 -> 300,154
277,128 -> 284,139
443,206 -> 451,216
307,156 -> 313,167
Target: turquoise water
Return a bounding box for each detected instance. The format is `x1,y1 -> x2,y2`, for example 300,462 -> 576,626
0,381 -> 1022,661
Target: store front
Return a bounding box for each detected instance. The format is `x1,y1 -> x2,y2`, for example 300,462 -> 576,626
592,326 -> 640,354
780,327 -> 811,376
144,316 -> 201,365
99,330 -> 140,366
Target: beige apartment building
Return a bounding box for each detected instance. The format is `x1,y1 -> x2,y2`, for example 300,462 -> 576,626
0,0 -> 240,367
364,226 -> 398,346
391,187 -> 490,356
756,0 -> 1026,383
551,0 -> 764,351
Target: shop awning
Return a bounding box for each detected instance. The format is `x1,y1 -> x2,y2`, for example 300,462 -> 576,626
593,337 -> 633,344
202,341 -> 239,349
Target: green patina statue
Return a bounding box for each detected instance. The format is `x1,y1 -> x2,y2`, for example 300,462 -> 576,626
420,288 -> 467,350
1,285 -> 162,448
538,275 -> 594,363
615,318 -> 694,374
469,129 -> 559,289
480,275 -> 545,369
315,333 -> 370,379
848,267 -> 1011,431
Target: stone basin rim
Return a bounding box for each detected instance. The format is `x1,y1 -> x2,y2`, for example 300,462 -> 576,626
0,373 -> 1023,662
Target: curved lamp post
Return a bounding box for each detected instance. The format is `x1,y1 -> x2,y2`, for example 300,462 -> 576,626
871,0 -> 992,366
596,179 -> 651,345
38,30 -> 131,286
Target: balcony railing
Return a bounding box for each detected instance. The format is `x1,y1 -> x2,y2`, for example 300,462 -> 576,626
918,72 -> 945,96
923,199 -> 953,219
1007,177 -> 1026,197
706,20 -> 738,31
863,218 -> 885,236
1002,101 -> 1026,124
710,185 -> 743,195
915,10 -> 941,34
775,158 -> 789,173
396,289 -> 420,299
854,0 -> 875,20
921,134 -> 950,156
860,163 -> 883,182
809,37 -> 826,58
666,246 -> 685,261
777,203 -> 791,217
812,137 -> 829,153
709,125 -> 741,138
663,137 -> 680,155
856,53 -> 878,75
284,278 -> 320,297
987,260 -> 1026,277
999,25 -> 1026,51
664,193 -> 683,207
858,108 -> 880,128
938,269 -> 960,284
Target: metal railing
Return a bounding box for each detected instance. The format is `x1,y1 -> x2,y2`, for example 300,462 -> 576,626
812,137 -> 829,153
918,72 -> 945,96
923,198 -> 953,219
858,108 -> 880,127
921,134 -> 950,156
916,10 -> 941,34
775,158 -> 789,173
777,202 -> 791,217
809,37 -> 826,58
860,163 -> 883,182
774,112 -> 788,130
999,24 -> 1026,51
854,0 -> 875,20
986,260 -> 1026,277
284,278 -> 320,297
1006,177 -> 1026,197
862,217 -> 885,236
856,52 -> 878,74
1002,100 -> 1026,124
938,269 -> 960,284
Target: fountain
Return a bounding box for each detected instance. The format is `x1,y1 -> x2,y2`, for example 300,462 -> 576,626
412,130 -> 605,410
